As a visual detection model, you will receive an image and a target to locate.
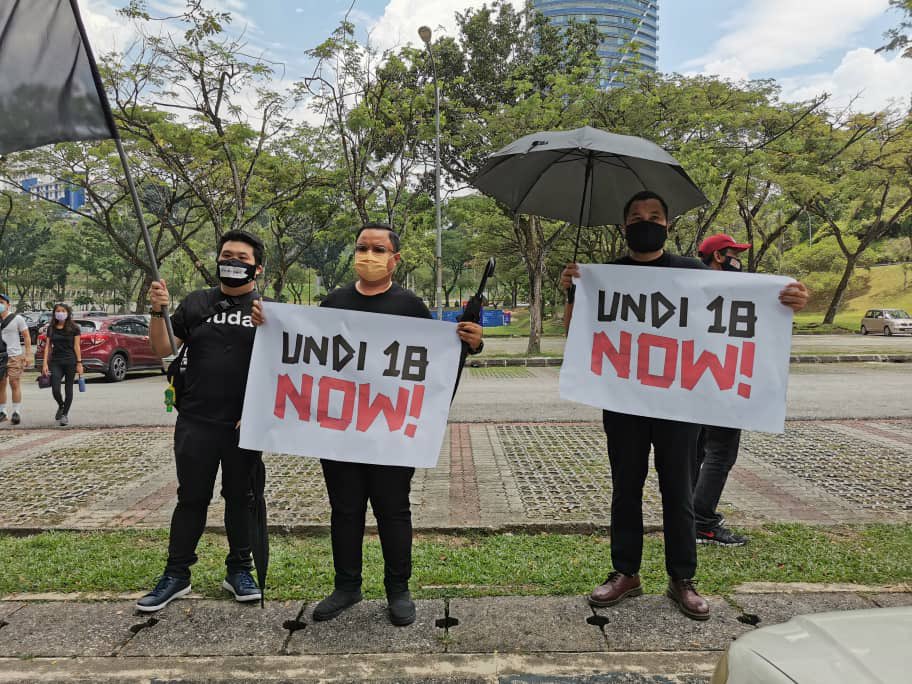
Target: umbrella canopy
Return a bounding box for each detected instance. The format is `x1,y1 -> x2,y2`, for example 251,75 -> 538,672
471,126 -> 707,227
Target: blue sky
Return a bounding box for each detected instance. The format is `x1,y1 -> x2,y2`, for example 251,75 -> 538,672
83,0 -> 912,112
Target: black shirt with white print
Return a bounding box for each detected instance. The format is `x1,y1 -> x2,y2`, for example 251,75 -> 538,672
170,287 -> 262,426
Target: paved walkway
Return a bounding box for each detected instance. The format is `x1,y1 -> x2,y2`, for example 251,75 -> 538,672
0,587 -> 909,682
1,416 -> 909,531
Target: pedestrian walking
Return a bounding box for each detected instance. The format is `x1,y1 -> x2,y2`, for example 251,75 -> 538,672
0,294 -> 33,425
561,192 -> 808,621
136,230 -> 267,612
252,222 -> 484,626
41,304 -> 82,427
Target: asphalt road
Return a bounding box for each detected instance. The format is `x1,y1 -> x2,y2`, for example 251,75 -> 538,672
8,360 -> 911,429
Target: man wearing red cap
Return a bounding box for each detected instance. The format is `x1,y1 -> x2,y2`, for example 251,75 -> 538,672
693,233 -> 803,546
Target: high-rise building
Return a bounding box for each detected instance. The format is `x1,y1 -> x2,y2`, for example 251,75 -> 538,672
533,0 -> 659,85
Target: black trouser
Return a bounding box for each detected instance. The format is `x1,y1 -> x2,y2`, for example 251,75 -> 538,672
320,459 -> 415,594
164,414 -> 257,580
50,361 -> 76,415
602,410 -> 700,580
692,426 -> 741,532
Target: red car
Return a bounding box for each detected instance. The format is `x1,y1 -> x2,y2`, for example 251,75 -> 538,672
35,315 -> 163,382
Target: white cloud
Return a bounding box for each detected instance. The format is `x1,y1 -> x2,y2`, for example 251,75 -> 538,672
369,0 -> 523,51
81,0 -> 139,56
779,48 -> 912,113
686,0 -> 890,79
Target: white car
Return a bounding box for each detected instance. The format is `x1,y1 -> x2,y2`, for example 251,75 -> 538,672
712,607 -> 912,683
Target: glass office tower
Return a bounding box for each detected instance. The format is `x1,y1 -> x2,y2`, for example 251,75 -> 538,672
533,0 -> 659,85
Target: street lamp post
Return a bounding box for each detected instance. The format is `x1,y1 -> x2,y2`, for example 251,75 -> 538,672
419,25 -> 443,320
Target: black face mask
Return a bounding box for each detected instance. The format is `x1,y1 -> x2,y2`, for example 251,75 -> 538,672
624,221 -> 668,253
721,255 -> 743,272
217,259 -> 258,287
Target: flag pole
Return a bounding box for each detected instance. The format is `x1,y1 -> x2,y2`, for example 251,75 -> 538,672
69,0 -> 177,354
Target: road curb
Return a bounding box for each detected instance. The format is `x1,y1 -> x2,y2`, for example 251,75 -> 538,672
468,354 -> 912,367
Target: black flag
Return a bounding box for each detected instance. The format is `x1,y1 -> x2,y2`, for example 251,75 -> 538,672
0,0 -> 115,155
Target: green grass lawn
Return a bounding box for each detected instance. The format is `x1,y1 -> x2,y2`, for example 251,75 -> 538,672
2,525 -> 909,599
795,264 -> 912,332
483,307 -> 566,337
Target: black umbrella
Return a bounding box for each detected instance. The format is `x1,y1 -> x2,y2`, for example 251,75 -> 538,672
471,126 -> 708,300
248,452 -> 268,608
453,257 -> 496,399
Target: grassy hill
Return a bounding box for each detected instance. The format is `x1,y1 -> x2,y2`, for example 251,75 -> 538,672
794,263 -> 912,332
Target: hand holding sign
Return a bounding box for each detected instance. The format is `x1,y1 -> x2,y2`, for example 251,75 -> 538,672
240,303 -> 461,468
560,265 -> 794,433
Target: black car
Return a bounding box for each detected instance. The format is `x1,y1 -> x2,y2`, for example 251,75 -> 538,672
21,311 -> 52,346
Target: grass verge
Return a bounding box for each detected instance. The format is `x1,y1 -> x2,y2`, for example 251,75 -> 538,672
1,525 -> 909,599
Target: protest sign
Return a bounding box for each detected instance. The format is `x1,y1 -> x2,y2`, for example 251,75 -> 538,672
239,302 -> 462,467
559,265 -> 794,433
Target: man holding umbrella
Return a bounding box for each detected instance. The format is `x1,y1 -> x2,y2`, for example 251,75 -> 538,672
252,222 -> 483,626
137,230 -> 267,612
560,194 -> 809,620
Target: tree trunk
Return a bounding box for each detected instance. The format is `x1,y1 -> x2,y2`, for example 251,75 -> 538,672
134,273 -> 154,314
823,253 -> 857,324
272,271 -> 286,302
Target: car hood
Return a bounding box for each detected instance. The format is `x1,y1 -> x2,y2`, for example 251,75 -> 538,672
727,607 -> 912,683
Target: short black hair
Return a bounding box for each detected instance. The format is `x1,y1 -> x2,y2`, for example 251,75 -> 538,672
218,230 -> 265,265
356,222 -> 401,252
623,191 -> 669,223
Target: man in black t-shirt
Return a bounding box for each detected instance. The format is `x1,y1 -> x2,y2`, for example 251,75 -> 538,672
561,192 -> 808,621
136,230 -> 267,612
253,222 -> 483,626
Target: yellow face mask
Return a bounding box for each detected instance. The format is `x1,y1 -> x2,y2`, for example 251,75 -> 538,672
354,251 -> 392,282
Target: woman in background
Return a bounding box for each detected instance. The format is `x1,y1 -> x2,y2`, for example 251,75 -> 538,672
41,304 -> 82,426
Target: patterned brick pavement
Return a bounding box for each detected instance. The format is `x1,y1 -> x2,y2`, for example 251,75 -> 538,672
0,419 -> 908,531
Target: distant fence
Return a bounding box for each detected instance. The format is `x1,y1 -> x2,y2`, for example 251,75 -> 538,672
430,308 -> 511,326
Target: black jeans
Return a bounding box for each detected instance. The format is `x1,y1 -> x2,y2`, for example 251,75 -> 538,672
50,361 -> 76,415
320,459 -> 415,594
164,414 -> 258,579
692,426 -> 741,531
602,410 -> 700,580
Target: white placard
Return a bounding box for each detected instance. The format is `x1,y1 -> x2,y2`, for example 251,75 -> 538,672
559,264 -> 794,433
239,302 -> 462,467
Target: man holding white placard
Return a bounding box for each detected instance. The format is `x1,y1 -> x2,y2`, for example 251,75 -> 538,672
560,191 -> 808,621
252,222 -> 483,626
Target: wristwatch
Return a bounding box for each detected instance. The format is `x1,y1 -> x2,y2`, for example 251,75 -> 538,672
150,309 -> 163,318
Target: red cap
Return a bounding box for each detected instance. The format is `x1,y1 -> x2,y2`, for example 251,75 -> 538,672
698,233 -> 751,257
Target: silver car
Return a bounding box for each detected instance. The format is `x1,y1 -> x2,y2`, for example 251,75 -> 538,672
860,309 -> 912,336
712,607 -> 912,683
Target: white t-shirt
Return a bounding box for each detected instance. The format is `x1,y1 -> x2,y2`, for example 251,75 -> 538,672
0,314 -> 29,357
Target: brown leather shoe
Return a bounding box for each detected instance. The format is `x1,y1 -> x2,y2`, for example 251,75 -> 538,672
666,578 -> 710,621
588,571 -> 642,607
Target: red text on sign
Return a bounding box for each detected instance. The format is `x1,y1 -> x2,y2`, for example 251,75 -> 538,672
273,373 -> 425,437
591,331 -> 755,397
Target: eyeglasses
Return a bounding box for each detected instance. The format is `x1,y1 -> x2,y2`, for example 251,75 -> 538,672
355,244 -> 391,255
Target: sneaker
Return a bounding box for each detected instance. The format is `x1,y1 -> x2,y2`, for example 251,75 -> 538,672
222,571 -> 262,603
387,590 -> 416,626
59,415 -> 68,427
10,412 -> 20,425
136,575 -> 191,612
312,589 -> 362,621
697,525 -> 747,547
55,407 -> 63,421
0,412 -> 7,423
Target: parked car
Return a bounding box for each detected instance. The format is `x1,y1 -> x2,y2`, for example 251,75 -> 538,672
860,308 -> 912,336
711,607 -> 911,683
35,315 -> 163,382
